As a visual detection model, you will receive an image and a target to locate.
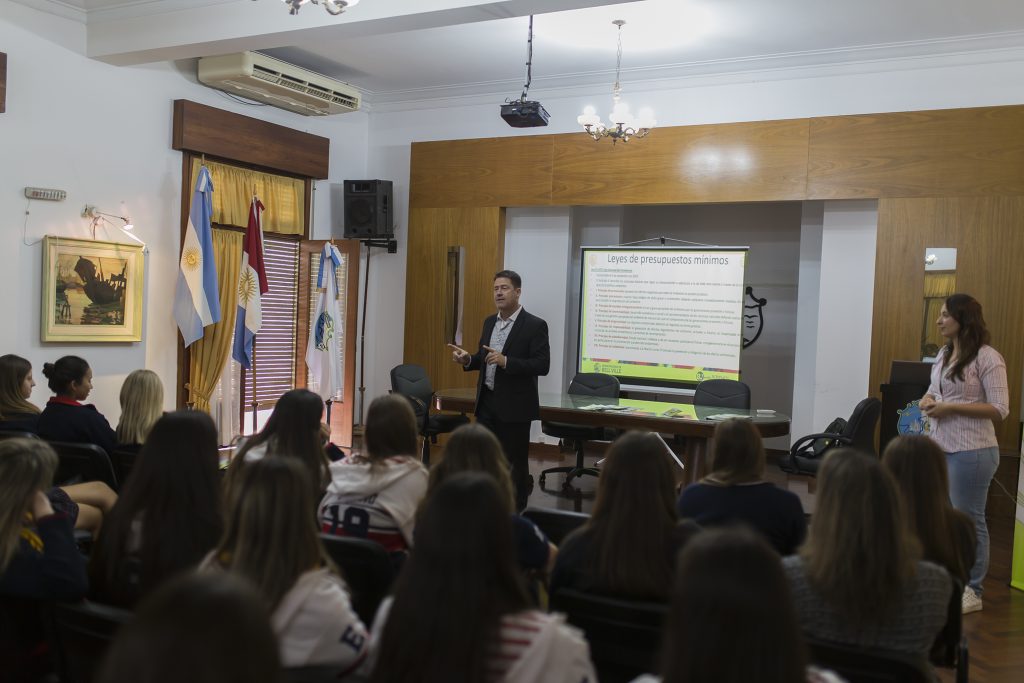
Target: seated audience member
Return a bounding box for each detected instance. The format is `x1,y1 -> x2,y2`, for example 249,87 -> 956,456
225,388 -> 331,503
784,449 -> 952,657
98,572 -> 283,683
635,528 -> 841,683
426,423 -> 556,574
0,354 -> 117,536
206,457 -> 367,671
677,418 -> 806,555
883,435 -> 976,587
551,431 -> 699,601
318,395 -> 427,553
115,369 -> 164,454
366,473 -> 596,683
89,411 -> 222,607
36,355 -> 117,454
0,439 -> 88,679
0,354 -> 42,433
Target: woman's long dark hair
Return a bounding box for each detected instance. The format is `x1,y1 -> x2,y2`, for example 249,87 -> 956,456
942,293 -> 990,381
227,389 -> 329,500
214,457 -> 334,611
41,355 -> 90,395
0,354 -> 39,416
661,528 -> 807,683
369,473 -> 532,683
586,431 -> 680,600
89,411 -> 223,607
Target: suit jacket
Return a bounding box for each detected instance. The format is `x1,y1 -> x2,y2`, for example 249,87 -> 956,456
466,308 -> 550,423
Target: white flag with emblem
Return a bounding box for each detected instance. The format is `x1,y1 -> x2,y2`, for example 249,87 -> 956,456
305,243 -> 343,400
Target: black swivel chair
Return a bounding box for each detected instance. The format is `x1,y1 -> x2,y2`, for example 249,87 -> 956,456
0,430 -> 41,441
539,373 -> 620,489
550,589 -> 669,683
49,600 -> 133,683
931,576 -> 969,683
48,441 -> 119,491
693,379 -> 751,410
521,507 -> 590,545
319,534 -> 396,625
390,363 -> 469,465
779,397 -> 882,476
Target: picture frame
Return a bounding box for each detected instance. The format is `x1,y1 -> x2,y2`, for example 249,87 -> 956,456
41,236 -> 144,342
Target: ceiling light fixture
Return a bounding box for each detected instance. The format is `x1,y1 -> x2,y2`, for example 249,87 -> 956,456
280,0 -> 359,17
577,20 -> 656,144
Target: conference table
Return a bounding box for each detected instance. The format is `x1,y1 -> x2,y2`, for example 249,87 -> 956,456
434,388 -> 790,483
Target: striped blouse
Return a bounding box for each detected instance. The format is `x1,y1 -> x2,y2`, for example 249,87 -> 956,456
925,345 -> 1009,452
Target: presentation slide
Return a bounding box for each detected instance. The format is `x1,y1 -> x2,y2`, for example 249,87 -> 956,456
578,246 -> 748,387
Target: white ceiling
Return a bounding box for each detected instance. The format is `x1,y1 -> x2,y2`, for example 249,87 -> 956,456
24,0 -> 1024,106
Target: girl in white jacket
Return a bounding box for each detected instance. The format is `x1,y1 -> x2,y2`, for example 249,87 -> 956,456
206,457 -> 367,672
365,472 -> 596,683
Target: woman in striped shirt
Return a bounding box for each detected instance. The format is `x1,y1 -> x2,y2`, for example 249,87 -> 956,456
920,293 -> 1009,614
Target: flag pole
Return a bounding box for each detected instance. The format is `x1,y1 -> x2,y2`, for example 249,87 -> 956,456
357,241 -> 371,426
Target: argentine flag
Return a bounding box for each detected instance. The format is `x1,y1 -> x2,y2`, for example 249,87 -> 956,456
232,197 -> 269,369
173,165 -> 221,346
305,243 -> 344,401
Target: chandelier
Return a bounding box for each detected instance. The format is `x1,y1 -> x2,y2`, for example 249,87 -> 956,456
281,0 -> 358,17
577,20 -> 656,144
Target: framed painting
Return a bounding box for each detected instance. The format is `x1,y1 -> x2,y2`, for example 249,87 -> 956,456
41,236 -> 144,342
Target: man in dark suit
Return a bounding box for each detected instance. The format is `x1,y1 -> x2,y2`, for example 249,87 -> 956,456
449,270 -> 549,510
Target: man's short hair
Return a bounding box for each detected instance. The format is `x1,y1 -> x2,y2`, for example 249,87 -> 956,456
493,270 -> 522,289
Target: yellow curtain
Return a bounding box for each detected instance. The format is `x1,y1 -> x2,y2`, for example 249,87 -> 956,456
924,271 -> 957,298
190,158 -> 305,235
189,229 -> 243,412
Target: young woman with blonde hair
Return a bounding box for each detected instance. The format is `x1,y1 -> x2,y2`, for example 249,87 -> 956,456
677,418 -> 806,555
551,431 -> 698,601
115,369 -> 164,449
0,438 -> 88,676
426,423 -> 555,574
783,450 -> 951,656
0,354 -> 116,537
318,394 -> 427,553
207,457 -> 367,671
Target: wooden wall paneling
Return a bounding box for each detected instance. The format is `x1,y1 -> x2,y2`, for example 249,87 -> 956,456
0,52 -> 7,114
552,119 -> 810,205
172,100 -> 331,179
869,197 -> 1024,451
409,137 -> 554,208
808,106 -> 1024,199
404,207 -> 505,394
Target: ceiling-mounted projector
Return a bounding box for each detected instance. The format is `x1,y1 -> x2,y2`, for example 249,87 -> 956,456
501,15 -> 549,128
500,100 -> 550,128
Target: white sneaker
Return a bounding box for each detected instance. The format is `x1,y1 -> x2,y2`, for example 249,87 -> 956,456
961,587 -> 983,614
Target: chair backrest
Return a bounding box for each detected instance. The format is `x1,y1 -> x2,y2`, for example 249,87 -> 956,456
931,576 -> 965,670
48,441 -> 118,491
807,638 -> 933,683
841,397 -> 882,455
319,534 -> 395,625
567,373 -> 620,399
0,430 -> 40,441
550,589 -> 668,683
521,507 -> 590,545
390,363 -> 433,422
49,600 -> 134,683
693,379 -> 751,410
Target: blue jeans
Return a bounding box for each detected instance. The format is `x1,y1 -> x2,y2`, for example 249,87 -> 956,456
946,447 -> 999,594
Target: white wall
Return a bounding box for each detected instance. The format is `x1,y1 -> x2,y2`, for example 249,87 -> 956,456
504,207 -> 572,442
0,3 -> 368,423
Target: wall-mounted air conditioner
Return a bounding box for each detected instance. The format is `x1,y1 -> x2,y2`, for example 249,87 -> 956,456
198,52 -> 360,116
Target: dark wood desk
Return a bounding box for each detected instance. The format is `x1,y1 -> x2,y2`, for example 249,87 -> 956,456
435,388 -> 790,481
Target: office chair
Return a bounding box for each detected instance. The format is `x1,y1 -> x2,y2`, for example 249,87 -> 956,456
693,379 -> 751,410
550,589 -> 668,683
47,441 -> 119,491
931,576 -> 969,683
779,397 -> 881,476
521,507 -> 590,545
390,363 -> 469,465
539,373 -> 620,489
0,430 -> 40,441
49,600 -> 133,683
319,534 -> 396,625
